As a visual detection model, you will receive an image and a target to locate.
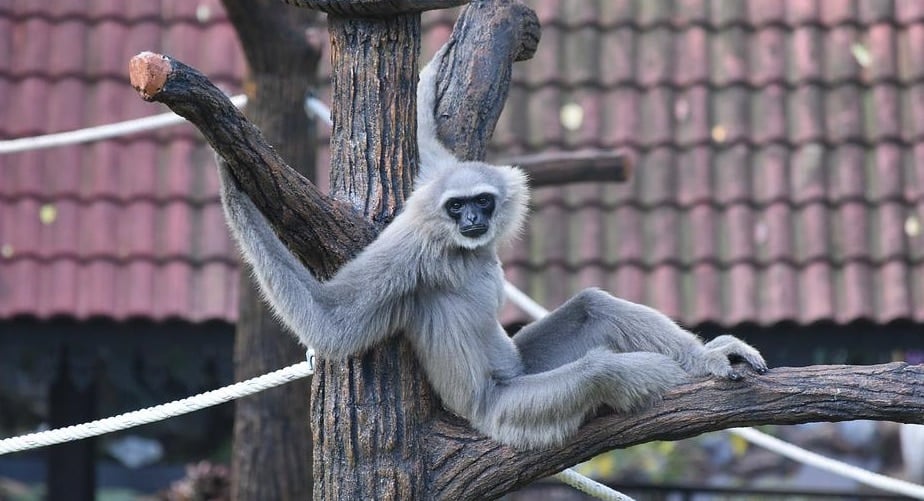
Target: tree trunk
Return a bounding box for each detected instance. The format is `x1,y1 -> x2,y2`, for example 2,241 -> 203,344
311,14 -> 438,500
220,2 -> 321,499
47,349 -> 96,501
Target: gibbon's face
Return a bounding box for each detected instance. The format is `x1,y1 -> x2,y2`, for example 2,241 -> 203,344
438,183 -> 501,249
444,193 -> 496,239
414,160 -> 528,251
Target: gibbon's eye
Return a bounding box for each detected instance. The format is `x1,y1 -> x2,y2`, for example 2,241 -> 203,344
474,194 -> 494,208
445,199 -> 464,214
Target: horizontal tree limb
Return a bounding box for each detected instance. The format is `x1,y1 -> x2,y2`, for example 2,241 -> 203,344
502,149 -> 633,187
429,362 -> 924,499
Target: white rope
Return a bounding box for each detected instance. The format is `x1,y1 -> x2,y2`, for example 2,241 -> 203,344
555,468 -> 635,501
503,281 -> 551,318
0,360 -> 312,456
304,95 -> 332,125
729,427 -> 924,499
0,95 -> 248,154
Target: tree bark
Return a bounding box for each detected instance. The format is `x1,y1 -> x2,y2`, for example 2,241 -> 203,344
220,2 -> 321,499
310,15 -> 438,500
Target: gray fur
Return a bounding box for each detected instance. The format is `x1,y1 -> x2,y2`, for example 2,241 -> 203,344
216,49 -> 768,450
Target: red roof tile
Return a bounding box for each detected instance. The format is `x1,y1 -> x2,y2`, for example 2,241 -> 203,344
4,0 -> 924,329
1,0 -> 243,323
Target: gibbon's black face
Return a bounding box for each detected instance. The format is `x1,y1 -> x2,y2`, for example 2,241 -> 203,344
445,193 -> 496,238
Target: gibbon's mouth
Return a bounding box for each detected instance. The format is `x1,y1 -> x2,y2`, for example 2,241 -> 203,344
460,225 -> 489,238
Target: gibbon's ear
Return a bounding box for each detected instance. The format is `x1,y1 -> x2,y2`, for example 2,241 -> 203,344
494,164 -> 530,244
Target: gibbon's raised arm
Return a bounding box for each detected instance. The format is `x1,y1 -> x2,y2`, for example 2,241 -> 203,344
217,162 -> 408,359
416,46 -> 457,182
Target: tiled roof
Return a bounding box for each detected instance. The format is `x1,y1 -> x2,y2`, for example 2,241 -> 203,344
3,1 -> 924,328
0,0 -> 245,322
497,0 -> 924,327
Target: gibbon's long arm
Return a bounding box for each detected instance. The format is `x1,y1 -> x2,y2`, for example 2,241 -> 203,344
217,161 -> 408,359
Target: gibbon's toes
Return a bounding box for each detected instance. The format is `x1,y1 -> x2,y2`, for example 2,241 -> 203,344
748,357 -> 769,374
712,365 -> 740,381
736,350 -> 768,374
708,335 -> 768,375
705,353 -> 759,381
715,352 -> 767,378
695,351 -> 735,379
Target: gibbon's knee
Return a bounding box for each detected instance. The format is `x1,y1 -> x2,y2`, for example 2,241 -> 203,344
574,287 -> 607,302
570,287 -> 628,317
565,287 -> 608,312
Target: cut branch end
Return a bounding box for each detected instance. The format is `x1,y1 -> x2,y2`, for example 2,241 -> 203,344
129,52 -> 171,99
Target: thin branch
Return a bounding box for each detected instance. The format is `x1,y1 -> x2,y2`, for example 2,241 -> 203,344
429,362 -> 924,499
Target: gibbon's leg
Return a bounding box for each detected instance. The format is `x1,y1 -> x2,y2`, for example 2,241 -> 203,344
513,288 -> 767,379
482,348 -> 686,449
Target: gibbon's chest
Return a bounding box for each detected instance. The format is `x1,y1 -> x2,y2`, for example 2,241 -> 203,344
429,252 -> 504,302
462,258 -> 505,313
410,256 -> 505,332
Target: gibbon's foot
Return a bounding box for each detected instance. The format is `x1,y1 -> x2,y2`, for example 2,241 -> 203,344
691,335 -> 768,380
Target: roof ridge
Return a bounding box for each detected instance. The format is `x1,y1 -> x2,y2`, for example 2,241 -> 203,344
0,193 -> 222,206
535,17 -> 923,32
492,136 -> 924,152
2,254 -> 239,266
536,195 -> 924,212
510,76 -> 924,91
504,256 -> 923,272
0,10 -> 229,26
